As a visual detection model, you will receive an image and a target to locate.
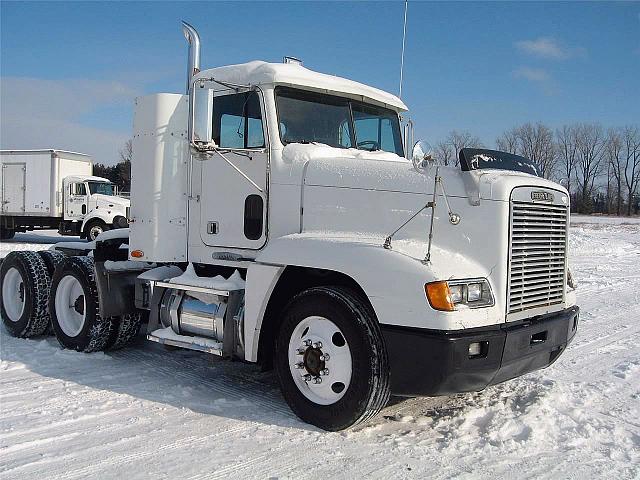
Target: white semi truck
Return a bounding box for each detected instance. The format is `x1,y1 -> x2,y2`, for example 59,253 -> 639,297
0,149 -> 130,240
0,22 -> 579,431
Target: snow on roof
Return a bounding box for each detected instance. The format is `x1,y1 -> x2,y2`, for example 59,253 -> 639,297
65,175 -> 112,183
196,61 -> 408,112
0,149 -> 91,158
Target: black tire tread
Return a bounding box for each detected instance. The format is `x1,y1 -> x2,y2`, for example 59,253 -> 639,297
0,251 -> 50,337
50,256 -> 115,352
276,286 -> 390,431
108,312 -> 142,350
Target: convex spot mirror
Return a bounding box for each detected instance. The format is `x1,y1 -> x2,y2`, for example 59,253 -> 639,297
192,79 -> 215,147
411,140 -> 435,170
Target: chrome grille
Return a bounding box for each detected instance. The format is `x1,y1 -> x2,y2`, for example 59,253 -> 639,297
508,200 -> 567,314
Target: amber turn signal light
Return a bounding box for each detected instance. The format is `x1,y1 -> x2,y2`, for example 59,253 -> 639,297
425,281 -> 455,311
130,250 -> 144,258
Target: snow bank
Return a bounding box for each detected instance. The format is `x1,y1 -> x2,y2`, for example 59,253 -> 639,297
168,263 -> 245,291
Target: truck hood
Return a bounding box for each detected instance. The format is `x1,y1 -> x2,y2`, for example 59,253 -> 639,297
93,194 -> 130,209
289,144 -> 568,204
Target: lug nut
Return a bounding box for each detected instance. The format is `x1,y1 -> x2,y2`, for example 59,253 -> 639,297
313,342 -> 323,349
320,353 -> 330,361
304,340 -> 313,347
294,362 -> 304,369
321,369 -> 329,376
312,377 -> 322,384
303,374 -> 313,382
297,348 -> 306,355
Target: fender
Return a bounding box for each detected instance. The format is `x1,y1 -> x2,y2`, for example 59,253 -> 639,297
80,209 -> 124,232
244,233 -> 505,361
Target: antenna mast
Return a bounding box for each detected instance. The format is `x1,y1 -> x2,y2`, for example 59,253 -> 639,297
399,0 -> 408,99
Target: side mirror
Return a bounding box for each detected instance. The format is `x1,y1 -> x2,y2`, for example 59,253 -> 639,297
190,79 -> 215,148
411,140 -> 435,170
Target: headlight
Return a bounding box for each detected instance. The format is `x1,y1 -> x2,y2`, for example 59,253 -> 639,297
425,278 -> 494,311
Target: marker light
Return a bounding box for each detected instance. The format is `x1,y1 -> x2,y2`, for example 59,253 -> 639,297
425,279 -> 494,311
130,250 -> 144,258
425,282 -> 455,311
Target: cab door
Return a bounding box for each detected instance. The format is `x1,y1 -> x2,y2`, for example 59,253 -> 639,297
198,90 -> 268,249
63,179 -> 88,220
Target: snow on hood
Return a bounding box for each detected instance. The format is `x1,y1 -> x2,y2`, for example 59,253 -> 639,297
93,194 -> 130,208
283,143 -> 407,164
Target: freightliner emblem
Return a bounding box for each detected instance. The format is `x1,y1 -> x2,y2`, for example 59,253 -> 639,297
531,191 -> 554,202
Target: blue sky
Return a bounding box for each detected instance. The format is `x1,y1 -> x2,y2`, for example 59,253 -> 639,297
1,1 -> 639,164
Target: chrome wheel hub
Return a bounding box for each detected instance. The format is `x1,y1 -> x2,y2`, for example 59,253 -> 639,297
288,316 -> 352,405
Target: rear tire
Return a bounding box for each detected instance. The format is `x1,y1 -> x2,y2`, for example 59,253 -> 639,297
274,286 -> 390,431
38,250 -> 67,335
0,228 -> 15,240
107,311 -> 143,350
0,251 -> 50,337
49,256 -> 114,352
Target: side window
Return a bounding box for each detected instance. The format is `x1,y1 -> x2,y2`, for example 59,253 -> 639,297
213,92 -> 265,149
70,183 -> 86,195
352,104 -> 403,155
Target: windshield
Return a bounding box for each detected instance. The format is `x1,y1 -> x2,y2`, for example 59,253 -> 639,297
275,87 -> 404,156
87,182 -> 115,196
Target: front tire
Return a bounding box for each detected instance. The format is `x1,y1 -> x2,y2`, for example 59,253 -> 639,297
0,251 -> 50,337
49,256 -> 114,352
274,286 -> 390,431
84,220 -> 110,241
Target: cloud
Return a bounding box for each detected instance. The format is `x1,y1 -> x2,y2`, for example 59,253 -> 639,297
0,77 -> 140,164
515,37 -> 586,60
512,67 -> 550,83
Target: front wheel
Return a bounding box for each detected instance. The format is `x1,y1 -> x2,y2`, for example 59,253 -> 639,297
274,286 -> 390,431
84,220 -> 110,241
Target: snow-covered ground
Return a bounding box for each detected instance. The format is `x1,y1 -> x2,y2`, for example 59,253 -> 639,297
1,219 -> 639,479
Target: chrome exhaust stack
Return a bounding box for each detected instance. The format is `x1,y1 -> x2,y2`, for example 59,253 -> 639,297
181,21 -> 201,95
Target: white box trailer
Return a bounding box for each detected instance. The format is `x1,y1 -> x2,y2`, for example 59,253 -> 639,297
1,150 -> 92,217
1,149 -> 130,240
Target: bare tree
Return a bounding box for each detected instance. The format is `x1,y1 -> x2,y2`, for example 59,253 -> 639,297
119,139 -> 133,163
117,139 -> 133,192
555,125 -> 579,198
575,124 -> 606,213
447,131 -> 483,166
496,128 -> 519,154
517,123 -> 557,179
435,140 -> 454,166
622,126 -> 640,216
606,128 -> 624,215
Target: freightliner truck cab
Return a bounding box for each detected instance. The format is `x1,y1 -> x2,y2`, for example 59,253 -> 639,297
0,22 -> 578,431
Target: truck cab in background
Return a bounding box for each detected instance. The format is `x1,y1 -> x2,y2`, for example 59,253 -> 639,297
0,149 -> 130,240
61,175 -> 130,240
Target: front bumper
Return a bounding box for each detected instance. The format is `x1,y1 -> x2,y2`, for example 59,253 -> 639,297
381,306 -> 579,397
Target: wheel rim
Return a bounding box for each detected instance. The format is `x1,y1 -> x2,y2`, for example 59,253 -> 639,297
55,274 -> 86,337
89,225 -> 103,241
2,267 -> 25,322
288,316 -> 352,405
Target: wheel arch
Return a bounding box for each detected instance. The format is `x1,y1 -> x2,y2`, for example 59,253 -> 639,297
251,264 -> 375,368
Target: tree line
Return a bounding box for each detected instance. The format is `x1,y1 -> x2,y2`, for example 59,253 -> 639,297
433,124 -> 640,215
93,140 -> 132,194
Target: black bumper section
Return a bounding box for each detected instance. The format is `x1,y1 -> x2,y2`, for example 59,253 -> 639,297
381,306 -> 580,397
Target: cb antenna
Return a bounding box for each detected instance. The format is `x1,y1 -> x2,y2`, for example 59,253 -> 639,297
399,0 -> 409,99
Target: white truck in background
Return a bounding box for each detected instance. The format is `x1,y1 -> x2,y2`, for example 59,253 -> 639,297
0,22 -> 579,431
0,149 -> 130,240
